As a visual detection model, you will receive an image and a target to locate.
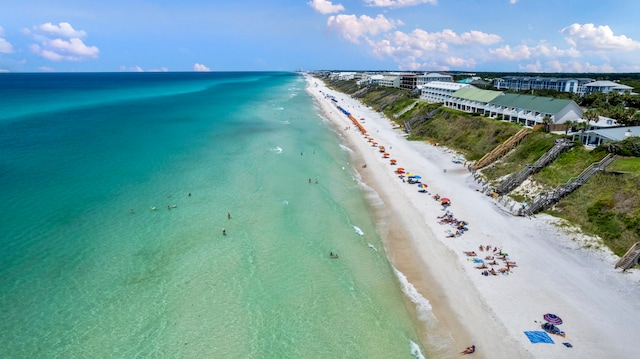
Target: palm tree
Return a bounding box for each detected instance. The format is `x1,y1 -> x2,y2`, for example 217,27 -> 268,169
563,120 -> 575,135
542,115 -> 553,133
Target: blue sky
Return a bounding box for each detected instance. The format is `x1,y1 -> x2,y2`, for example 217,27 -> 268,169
1,0 -> 640,73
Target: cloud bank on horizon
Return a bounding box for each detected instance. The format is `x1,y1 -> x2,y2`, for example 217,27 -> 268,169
1,0 -> 639,72
311,0 -> 640,73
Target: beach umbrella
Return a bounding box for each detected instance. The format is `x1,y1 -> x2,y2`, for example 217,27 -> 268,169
440,198 -> 451,204
418,183 -> 428,188
383,153 -> 390,158
396,167 -> 405,171
412,175 -> 422,179
390,159 -> 397,163
543,313 -> 563,325
406,173 -> 415,177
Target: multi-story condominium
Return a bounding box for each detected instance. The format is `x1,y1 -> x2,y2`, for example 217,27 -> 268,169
378,74 -> 401,88
400,73 -> 418,90
493,76 -> 593,95
420,82 -> 473,103
583,80 -> 634,95
417,72 -> 453,86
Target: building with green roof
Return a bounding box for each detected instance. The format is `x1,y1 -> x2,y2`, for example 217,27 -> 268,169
447,88 -> 583,127
486,93 -> 583,127
446,87 -> 503,113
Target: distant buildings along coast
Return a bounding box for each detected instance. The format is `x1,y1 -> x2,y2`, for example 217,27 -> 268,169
322,71 -> 638,133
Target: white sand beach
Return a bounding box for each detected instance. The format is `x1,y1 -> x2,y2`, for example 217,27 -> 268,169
306,75 -> 640,359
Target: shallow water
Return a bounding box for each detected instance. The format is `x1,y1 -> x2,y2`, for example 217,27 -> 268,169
0,72 -> 426,358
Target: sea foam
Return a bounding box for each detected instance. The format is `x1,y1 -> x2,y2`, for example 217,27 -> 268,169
393,266 -> 432,320
353,226 -> 364,236
410,340 -> 426,359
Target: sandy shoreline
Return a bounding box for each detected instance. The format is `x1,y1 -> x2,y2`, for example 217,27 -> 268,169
305,75 -> 640,359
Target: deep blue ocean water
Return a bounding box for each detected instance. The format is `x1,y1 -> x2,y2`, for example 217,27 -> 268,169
0,72 -> 426,358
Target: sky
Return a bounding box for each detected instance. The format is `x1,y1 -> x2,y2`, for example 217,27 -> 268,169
1,0 -> 640,73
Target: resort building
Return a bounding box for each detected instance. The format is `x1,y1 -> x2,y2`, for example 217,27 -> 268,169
446,87 -> 503,113
583,80 -> 634,95
377,74 -> 401,88
447,88 -> 583,127
493,76 -> 594,95
417,72 -> 453,86
420,82 -> 473,103
485,93 -> 583,126
400,73 -> 418,91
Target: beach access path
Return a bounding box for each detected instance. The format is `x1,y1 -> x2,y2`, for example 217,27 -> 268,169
306,75 -> 640,359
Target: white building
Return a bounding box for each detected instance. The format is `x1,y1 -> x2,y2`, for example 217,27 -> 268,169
420,82 -> 472,103
493,76 -> 593,95
584,80 -> 634,95
378,74 -> 401,88
417,72 -> 453,86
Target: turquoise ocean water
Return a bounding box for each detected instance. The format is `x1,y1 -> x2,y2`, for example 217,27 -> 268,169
0,72 -> 426,358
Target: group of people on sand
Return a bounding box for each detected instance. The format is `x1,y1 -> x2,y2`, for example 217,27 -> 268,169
437,211 -> 469,237
464,245 -> 517,276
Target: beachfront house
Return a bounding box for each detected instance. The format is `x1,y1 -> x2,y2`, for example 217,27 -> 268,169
583,80 -> 635,95
420,82 -> 473,104
570,126 -> 640,146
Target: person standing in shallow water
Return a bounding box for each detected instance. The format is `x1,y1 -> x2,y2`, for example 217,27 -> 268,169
222,228 -> 226,236
228,212 -> 231,219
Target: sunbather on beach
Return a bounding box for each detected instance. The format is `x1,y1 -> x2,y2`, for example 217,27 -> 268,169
464,251 -> 477,256
460,345 -> 475,355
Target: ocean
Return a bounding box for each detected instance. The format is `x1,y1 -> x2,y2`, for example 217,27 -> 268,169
0,72 -> 426,358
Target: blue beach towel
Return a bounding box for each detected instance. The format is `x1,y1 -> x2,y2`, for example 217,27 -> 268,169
524,331 -> 555,344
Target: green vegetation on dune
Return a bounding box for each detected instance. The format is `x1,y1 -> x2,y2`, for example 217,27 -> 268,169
321,77 -> 640,258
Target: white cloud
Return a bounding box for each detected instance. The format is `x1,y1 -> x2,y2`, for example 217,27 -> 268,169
519,60 -> 615,73
327,14 -> 399,44
38,66 -> 55,72
308,0 -> 345,14
28,22 -> 98,62
193,63 -> 211,72
490,43 -> 580,61
366,28 -> 500,69
31,38 -> 99,61
0,38 -> 13,53
34,22 -> 87,38
0,26 -> 13,53
561,23 -> 640,52
364,0 -> 437,8
510,0 -> 518,4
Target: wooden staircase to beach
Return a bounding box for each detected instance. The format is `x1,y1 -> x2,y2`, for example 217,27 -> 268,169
615,242 -> 640,270
495,139 -> 574,195
473,129 -> 531,170
522,153 -> 616,216
404,108 -> 439,134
